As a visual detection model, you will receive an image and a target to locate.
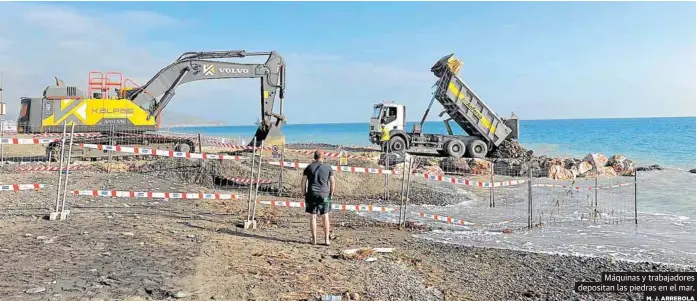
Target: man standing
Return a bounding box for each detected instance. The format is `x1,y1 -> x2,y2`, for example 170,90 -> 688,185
301,150 -> 336,246
380,123 -> 391,152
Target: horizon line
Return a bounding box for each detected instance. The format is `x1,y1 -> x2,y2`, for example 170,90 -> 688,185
166,115 -> 696,127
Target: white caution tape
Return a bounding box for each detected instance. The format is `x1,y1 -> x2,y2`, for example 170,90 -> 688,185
0,183 -> 47,191
13,165 -> 90,172
268,160 -> 527,187
206,142 -> 369,159
0,137 -> 59,145
76,143 -> 246,161
72,189 -> 243,200
222,177 -> 274,185
417,173 -> 527,188
267,160 -> 399,175
258,200 -> 397,213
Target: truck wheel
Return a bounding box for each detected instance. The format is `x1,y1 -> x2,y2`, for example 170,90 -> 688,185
467,139 -> 488,159
388,136 -> 407,152
445,139 -> 466,158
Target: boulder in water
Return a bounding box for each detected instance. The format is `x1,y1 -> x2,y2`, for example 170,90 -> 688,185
689,168 -> 695,174
636,164 -> 663,171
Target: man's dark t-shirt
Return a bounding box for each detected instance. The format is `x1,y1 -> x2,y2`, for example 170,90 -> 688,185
303,161 -> 334,198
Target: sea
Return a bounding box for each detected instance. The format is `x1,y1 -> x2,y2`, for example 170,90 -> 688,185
173,117 -> 696,267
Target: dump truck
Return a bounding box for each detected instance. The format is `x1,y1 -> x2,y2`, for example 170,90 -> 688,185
16,50 -> 286,160
368,54 -> 519,159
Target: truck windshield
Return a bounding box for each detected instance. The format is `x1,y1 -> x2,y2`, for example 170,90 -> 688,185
373,105 -> 382,118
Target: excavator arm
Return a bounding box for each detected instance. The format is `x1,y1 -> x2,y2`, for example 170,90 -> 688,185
126,50 -> 286,146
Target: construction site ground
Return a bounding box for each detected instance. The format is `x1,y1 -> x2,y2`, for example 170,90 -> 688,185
1,169 -> 693,301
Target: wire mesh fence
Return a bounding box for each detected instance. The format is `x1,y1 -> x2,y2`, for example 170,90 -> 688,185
1,122 -> 639,235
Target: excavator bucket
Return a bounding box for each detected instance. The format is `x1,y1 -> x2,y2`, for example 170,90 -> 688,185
249,124 -> 285,157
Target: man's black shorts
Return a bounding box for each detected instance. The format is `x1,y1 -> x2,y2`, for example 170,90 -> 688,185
305,194 -> 331,215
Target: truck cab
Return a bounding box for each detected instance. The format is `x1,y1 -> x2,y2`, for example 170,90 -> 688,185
369,101 -> 405,145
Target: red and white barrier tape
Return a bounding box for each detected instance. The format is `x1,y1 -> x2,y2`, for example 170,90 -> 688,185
222,177 -> 274,185
268,160 -> 526,187
531,182 -> 634,190
76,143 -> 245,161
258,200 -> 397,213
418,173 -> 527,188
13,165 -> 90,172
0,183 -> 46,191
72,189 -> 243,200
267,160 -> 400,175
258,199 -> 510,227
206,142 -> 369,159
0,137 -> 59,145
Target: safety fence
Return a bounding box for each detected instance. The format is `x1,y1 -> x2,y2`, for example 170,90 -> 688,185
0,123 -> 638,234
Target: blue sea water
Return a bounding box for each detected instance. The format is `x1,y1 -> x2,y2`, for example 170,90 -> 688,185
172,117 -> 697,266
174,117 -> 696,169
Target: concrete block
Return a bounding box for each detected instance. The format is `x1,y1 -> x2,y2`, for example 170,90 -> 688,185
49,212 -> 59,221
59,210 -> 70,221
243,220 -> 257,230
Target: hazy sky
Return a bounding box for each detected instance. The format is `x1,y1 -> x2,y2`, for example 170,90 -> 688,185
0,1 -> 694,125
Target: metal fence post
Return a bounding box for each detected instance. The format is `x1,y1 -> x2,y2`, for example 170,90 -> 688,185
400,158 -> 414,226
384,145 -> 390,202
634,170 -> 638,225
278,146 -> 285,196
245,137 -> 257,230
490,163 -> 495,208
59,124 -> 76,219
51,122 -> 68,221
527,165 -> 532,229
250,141 -> 265,224
398,156 -> 408,228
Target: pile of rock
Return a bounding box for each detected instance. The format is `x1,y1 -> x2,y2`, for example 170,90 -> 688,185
405,150 -> 638,180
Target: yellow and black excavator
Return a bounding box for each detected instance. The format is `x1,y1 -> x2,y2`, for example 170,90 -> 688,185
16,50 -> 286,160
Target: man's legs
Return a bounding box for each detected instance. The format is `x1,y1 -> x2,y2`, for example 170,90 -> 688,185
310,213 -> 318,245
321,213 -> 330,245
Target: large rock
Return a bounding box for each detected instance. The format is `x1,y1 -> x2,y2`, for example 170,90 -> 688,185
606,154 -> 636,176
598,166 -> 618,177
583,153 -> 609,169
577,161 -> 593,176
545,158 -> 575,180
690,168 -> 696,174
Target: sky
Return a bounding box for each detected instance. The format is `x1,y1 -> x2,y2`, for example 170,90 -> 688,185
0,1 -> 694,126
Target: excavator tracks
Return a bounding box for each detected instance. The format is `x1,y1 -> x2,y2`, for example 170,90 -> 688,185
45,132 -> 197,162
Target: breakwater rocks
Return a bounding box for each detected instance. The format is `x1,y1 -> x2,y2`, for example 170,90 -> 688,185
408,140 -> 638,180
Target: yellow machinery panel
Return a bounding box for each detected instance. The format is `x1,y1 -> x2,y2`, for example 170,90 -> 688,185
40,98 -> 157,128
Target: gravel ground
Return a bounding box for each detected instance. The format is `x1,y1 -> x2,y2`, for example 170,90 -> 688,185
0,167 -> 693,301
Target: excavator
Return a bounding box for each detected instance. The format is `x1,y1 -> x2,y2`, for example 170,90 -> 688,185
16,50 -> 286,160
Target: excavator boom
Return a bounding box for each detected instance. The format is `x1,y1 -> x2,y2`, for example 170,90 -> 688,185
126,50 -> 286,146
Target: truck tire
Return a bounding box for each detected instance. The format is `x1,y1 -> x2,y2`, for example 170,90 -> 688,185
467,139 -> 488,159
388,136 -> 407,152
445,139 -> 466,158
